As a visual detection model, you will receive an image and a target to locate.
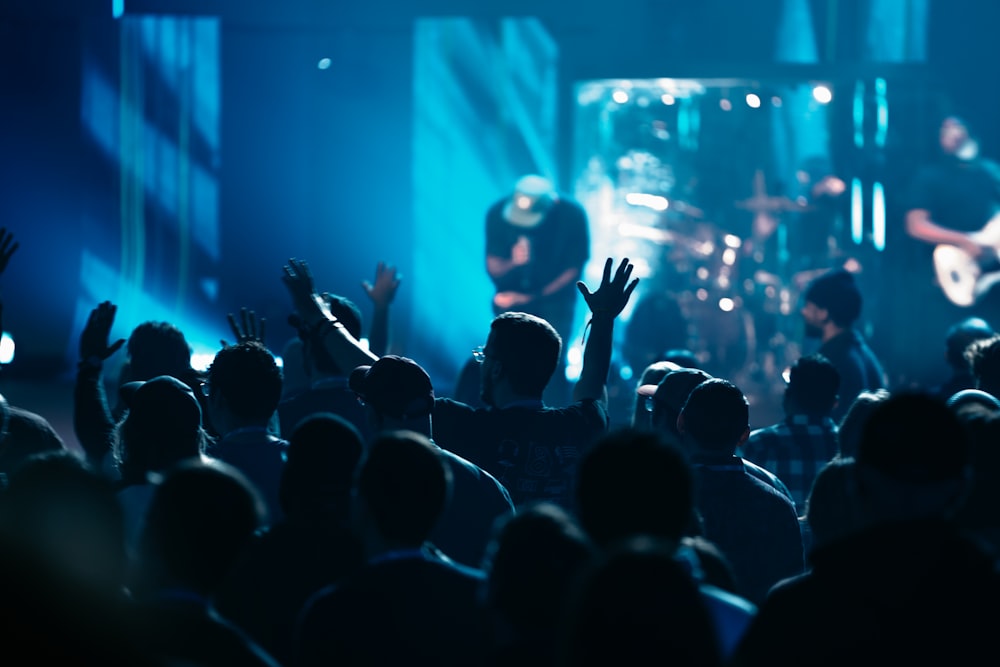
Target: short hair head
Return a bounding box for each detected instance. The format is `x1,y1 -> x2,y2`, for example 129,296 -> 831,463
858,391 -> 971,484
357,430 -> 452,546
803,268 -> 862,327
785,354 -> 840,415
280,412 -> 365,518
488,312 -> 562,396
576,428 -> 695,547
349,355 -> 435,420
678,378 -> 749,453
965,334 -> 1000,392
139,459 -> 265,594
127,321 -> 193,380
639,368 -> 713,437
207,341 -> 283,422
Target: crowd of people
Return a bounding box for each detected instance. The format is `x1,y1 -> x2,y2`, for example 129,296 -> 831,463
2,196 -> 1000,667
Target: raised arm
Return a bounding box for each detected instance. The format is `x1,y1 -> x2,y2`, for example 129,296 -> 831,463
573,258 -> 639,403
74,301 -> 127,466
362,261 -> 400,357
282,258 -> 378,371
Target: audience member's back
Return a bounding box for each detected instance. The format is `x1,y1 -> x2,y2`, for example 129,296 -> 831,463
679,379 -> 804,604
214,412 -> 366,665
558,536 -> 724,667
734,392 -> 1000,667
482,502 -> 596,667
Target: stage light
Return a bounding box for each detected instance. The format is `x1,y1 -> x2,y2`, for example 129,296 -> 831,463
317,58 -> 332,70
719,98 -> 732,111
723,234 -> 741,248
746,93 -> 761,108
718,297 -> 735,312
0,332 -> 14,364
612,89 -> 629,104
625,192 -> 669,211
812,85 -> 832,104
661,93 -> 676,105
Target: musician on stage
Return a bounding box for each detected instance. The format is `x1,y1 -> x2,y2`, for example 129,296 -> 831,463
905,116 -> 1000,266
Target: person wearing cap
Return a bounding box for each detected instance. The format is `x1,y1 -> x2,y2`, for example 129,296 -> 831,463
800,267 -> 886,422
485,174 -> 591,405
741,354 -> 842,515
677,378 -> 804,605
282,256 -> 639,512
733,391 -> 1000,667
350,354 -> 514,569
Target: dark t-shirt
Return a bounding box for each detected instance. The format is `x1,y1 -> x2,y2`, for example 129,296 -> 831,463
432,397 -> 608,510
906,156 -> 1000,235
485,196 -> 590,335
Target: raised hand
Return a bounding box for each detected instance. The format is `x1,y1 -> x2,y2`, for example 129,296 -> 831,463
576,257 -> 639,320
282,258 -> 333,329
0,228 -> 19,277
220,306 -> 266,348
79,301 -> 126,363
362,261 -> 401,310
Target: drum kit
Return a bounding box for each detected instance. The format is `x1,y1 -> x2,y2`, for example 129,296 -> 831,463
619,174 -> 814,380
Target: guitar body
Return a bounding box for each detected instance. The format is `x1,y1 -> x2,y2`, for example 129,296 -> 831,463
933,213 -> 1000,307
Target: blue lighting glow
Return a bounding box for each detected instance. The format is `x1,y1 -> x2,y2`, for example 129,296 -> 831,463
874,77 -> 888,149
112,0 -> 124,19
0,332 -> 14,364
853,81 -> 865,149
851,178 -> 863,245
873,181 -> 886,251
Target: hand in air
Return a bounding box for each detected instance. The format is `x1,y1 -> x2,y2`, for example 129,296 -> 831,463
282,258 -> 333,327
221,306 -> 266,348
362,261 -> 401,309
576,258 -> 639,319
79,301 -> 126,362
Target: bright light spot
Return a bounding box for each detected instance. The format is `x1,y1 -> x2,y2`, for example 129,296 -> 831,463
722,248 -> 737,266
724,234 -> 742,248
0,332 -> 14,364
696,267 -> 710,280
661,93 -> 676,105
745,93 -> 761,108
718,298 -> 735,312
812,85 -> 833,104
612,90 -> 629,104
718,275 -> 731,290
719,98 -> 732,111
112,0 -> 124,19
317,58 -> 332,70
771,96 -> 782,107
625,192 -> 669,211
566,346 -> 583,382
696,289 -> 709,301
190,352 -> 216,372
515,194 -> 534,210
619,365 -> 634,381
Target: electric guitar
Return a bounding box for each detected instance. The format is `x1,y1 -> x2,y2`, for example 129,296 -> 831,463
933,212 -> 1000,306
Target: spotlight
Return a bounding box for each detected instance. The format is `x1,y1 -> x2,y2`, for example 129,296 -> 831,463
812,85 -> 833,104
317,58 -> 332,70
0,332 -> 14,364
612,90 -> 629,104
661,93 -> 676,105
745,93 -> 761,108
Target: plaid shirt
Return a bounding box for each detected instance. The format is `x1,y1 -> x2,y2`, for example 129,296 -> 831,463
742,414 -> 840,515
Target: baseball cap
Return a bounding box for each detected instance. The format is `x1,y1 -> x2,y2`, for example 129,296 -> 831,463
638,367 -> 713,414
119,375 -> 203,434
349,355 -> 435,420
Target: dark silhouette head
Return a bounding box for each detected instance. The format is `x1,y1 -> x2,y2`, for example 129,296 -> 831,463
114,375 -> 207,486
483,502 -> 595,641
137,459 -> 266,596
126,321 -> 194,381
640,367 -> 713,440
280,412 -> 364,520
576,427 -> 695,547
836,388 -> 890,459
349,355 -> 435,421
966,334 -> 1000,398
803,268 -> 862,327
356,430 -> 452,546
207,341 -> 283,424
678,378 -> 750,454
486,312 -> 562,398
945,317 -> 995,371
784,353 -> 840,416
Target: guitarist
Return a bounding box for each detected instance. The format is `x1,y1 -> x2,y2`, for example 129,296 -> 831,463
905,116 -> 1000,284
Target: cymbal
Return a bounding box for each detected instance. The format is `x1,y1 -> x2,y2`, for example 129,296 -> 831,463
735,195 -> 814,213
